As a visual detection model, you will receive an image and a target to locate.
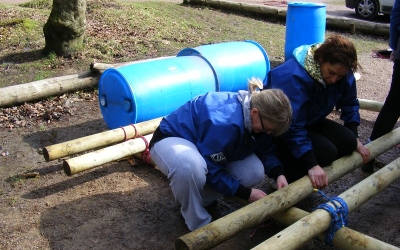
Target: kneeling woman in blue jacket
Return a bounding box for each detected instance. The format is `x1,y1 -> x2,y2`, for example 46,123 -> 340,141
265,35 -> 370,190
149,78 -> 292,231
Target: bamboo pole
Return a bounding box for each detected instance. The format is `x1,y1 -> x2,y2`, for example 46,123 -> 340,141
252,157 -> 400,250
63,134 -> 153,176
174,127 -> 400,250
0,71 -> 99,107
43,117 -> 161,161
359,98 -> 384,112
272,207 -> 400,250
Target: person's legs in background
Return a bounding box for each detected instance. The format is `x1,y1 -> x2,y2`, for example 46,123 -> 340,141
363,60 -> 400,172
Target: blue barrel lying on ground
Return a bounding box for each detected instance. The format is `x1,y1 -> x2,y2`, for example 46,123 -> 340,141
177,40 -> 270,92
98,56 -> 217,129
98,40 -> 270,129
284,2 -> 326,61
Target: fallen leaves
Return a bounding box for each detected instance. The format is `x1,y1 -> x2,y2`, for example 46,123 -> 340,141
0,91 -> 97,130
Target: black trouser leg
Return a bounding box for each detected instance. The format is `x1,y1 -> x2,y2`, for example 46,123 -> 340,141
370,60 -> 400,141
275,119 -> 357,183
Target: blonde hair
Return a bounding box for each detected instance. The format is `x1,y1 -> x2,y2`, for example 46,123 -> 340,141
248,77 -> 292,136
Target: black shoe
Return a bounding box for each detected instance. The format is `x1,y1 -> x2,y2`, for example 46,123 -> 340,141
204,201 -> 221,220
204,200 -> 218,209
361,159 -> 375,173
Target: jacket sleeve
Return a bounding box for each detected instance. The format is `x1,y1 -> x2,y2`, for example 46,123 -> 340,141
336,73 -> 360,137
390,0 -> 400,50
255,135 -> 285,180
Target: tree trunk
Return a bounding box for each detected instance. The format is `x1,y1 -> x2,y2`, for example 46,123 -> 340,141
43,0 -> 87,56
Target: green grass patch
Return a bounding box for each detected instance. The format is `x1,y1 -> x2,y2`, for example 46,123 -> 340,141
0,0 -> 389,88
20,0 -> 52,9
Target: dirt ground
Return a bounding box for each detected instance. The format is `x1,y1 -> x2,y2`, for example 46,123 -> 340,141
1,1 -> 400,250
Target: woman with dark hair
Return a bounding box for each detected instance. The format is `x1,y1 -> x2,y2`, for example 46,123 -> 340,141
264,35 -> 370,189
149,78 -> 292,231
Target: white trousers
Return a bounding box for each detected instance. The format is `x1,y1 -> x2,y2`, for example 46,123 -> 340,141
150,137 -> 264,231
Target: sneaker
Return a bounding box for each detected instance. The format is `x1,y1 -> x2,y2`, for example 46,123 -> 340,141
361,159 -> 375,173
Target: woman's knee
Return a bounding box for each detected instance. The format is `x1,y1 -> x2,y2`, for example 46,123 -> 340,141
227,154 -> 265,188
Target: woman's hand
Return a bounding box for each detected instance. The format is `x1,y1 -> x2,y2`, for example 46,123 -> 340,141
248,188 -> 267,203
308,165 -> 328,189
276,175 -> 289,189
356,138 -> 371,164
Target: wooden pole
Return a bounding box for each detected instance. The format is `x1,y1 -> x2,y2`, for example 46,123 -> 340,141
43,97 -> 381,162
0,71 -> 99,107
358,98 -> 383,112
174,127 -> 400,250
90,56 -> 174,74
199,0 -> 389,36
63,134 -> 153,176
252,157 -> 400,250
226,196 -> 399,250
43,117 -> 161,161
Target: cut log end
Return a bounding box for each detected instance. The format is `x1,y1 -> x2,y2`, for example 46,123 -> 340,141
63,160 -> 73,176
43,148 -> 51,162
174,238 -> 190,250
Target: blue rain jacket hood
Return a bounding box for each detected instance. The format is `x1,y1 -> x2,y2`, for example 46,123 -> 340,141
158,91 -> 282,196
264,45 -> 360,159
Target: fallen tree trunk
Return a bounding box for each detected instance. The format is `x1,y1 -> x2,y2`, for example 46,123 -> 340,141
174,127 -> 400,250
43,117 -> 161,161
326,15 -> 390,36
0,71 -> 99,107
63,133 -> 153,176
197,0 -> 389,36
253,157 -> 400,250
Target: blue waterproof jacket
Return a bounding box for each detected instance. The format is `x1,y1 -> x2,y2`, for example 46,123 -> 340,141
264,59 -> 360,160
155,91 -> 282,196
391,0 -> 400,60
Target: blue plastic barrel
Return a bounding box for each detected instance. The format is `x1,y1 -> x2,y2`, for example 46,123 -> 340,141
284,2 -> 326,61
177,40 -> 270,92
98,56 -> 217,129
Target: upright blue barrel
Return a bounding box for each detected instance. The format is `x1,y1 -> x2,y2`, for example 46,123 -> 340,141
177,40 -> 270,92
284,2 -> 326,61
98,56 -> 217,129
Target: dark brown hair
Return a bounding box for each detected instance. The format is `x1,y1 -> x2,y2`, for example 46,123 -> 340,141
314,35 -> 359,73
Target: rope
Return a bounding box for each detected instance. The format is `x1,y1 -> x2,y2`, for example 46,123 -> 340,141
313,189 -> 349,246
131,124 -> 138,138
120,126 -> 128,141
138,135 -> 152,165
120,124 -> 138,141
